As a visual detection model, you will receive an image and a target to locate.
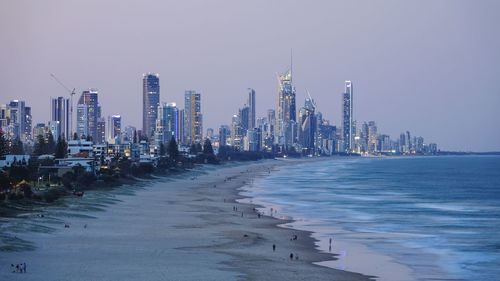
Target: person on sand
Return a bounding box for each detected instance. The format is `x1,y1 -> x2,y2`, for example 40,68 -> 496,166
290,253 -> 294,260
273,244 -> 276,252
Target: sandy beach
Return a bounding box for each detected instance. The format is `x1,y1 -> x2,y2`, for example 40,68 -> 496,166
0,160 -> 373,280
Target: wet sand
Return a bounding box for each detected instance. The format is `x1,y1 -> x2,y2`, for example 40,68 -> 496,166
0,160 -> 373,280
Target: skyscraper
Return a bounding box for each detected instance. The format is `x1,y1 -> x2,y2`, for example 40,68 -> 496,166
247,88 -> 256,129
184,90 -> 202,144
96,117 -> 106,144
51,97 -> 70,140
277,67 -> 296,148
239,106 -> 250,132
76,89 -> 98,141
298,97 -> 316,153
6,100 -> 31,141
142,73 -> 160,139
342,80 -> 353,153
108,115 -> 122,142
156,102 -> 178,144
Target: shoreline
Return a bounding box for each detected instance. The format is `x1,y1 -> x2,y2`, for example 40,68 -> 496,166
0,159 -> 374,280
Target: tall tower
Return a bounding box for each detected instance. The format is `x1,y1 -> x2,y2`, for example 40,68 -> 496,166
157,102 -> 178,144
142,73 -> 160,139
276,60 -> 296,148
342,81 -> 353,153
184,90 -> 202,144
51,97 -> 70,140
247,88 -> 256,129
77,89 -> 98,141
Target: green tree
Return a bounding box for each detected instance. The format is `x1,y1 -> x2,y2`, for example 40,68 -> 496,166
189,143 -> 197,154
167,136 -> 179,160
33,134 -> 46,156
46,132 -> 56,154
10,137 -> 24,155
73,132 -> 78,140
55,136 -> 68,159
159,142 -> 166,156
0,130 -> 8,157
203,138 -> 214,156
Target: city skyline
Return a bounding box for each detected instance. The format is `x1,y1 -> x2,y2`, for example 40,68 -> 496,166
1,1 -> 499,151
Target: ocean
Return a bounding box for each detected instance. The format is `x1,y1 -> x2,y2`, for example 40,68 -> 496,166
241,156 -> 500,281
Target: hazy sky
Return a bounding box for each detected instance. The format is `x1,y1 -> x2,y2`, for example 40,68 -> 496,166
1,0 -> 499,151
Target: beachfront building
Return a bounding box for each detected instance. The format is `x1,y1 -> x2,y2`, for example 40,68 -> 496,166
276,67 -> 296,150
76,89 -> 99,141
0,100 -> 32,142
342,80 -> 353,153
50,97 -> 70,140
155,102 -> 179,145
108,115 -> 122,143
142,73 -> 160,139
184,90 -> 202,144
247,88 -> 256,130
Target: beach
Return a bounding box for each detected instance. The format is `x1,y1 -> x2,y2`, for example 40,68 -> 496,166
0,160 -> 373,281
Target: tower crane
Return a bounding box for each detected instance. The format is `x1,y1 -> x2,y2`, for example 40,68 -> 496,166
50,74 -> 76,138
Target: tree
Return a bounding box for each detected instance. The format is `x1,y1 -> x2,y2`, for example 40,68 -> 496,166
167,136 -> 179,160
73,132 -> 78,140
85,135 -> 92,142
46,132 -> 56,155
203,138 -> 214,156
55,136 -> 68,159
10,137 -> 24,155
196,143 -> 202,153
159,142 -> 166,156
33,134 -> 46,156
0,130 -> 8,157
189,143 -> 197,154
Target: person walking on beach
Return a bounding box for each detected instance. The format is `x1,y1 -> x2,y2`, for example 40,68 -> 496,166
290,253 -> 294,260
273,244 -> 276,252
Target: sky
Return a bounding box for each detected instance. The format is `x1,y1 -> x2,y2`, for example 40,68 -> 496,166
1,0 -> 499,151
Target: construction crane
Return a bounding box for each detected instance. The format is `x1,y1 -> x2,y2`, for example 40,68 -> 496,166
50,73 -> 76,138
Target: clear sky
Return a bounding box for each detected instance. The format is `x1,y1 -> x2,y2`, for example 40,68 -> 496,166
1,0 -> 499,151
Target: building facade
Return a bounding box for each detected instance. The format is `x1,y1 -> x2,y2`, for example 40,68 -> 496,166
184,90 -> 202,144
342,80 -> 353,153
51,97 -> 70,140
142,73 -> 160,139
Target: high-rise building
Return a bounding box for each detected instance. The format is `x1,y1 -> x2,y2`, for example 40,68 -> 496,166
76,89 -> 98,141
219,125 -> 230,147
247,88 -> 256,129
342,80 -> 353,153
51,97 -> 70,140
108,115 -> 122,142
5,100 -> 31,142
156,102 -> 178,144
96,118 -> 106,144
298,97 -> 316,153
142,73 -> 160,139
177,109 -> 184,144
368,121 -> 378,153
239,106 -> 250,132
184,90 -> 202,144
277,67 -> 296,148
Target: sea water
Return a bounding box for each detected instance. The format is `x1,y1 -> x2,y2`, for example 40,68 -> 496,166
243,156 -> 500,281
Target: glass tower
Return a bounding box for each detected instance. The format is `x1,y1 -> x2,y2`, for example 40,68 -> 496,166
142,73 -> 160,139
342,81 -> 353,153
